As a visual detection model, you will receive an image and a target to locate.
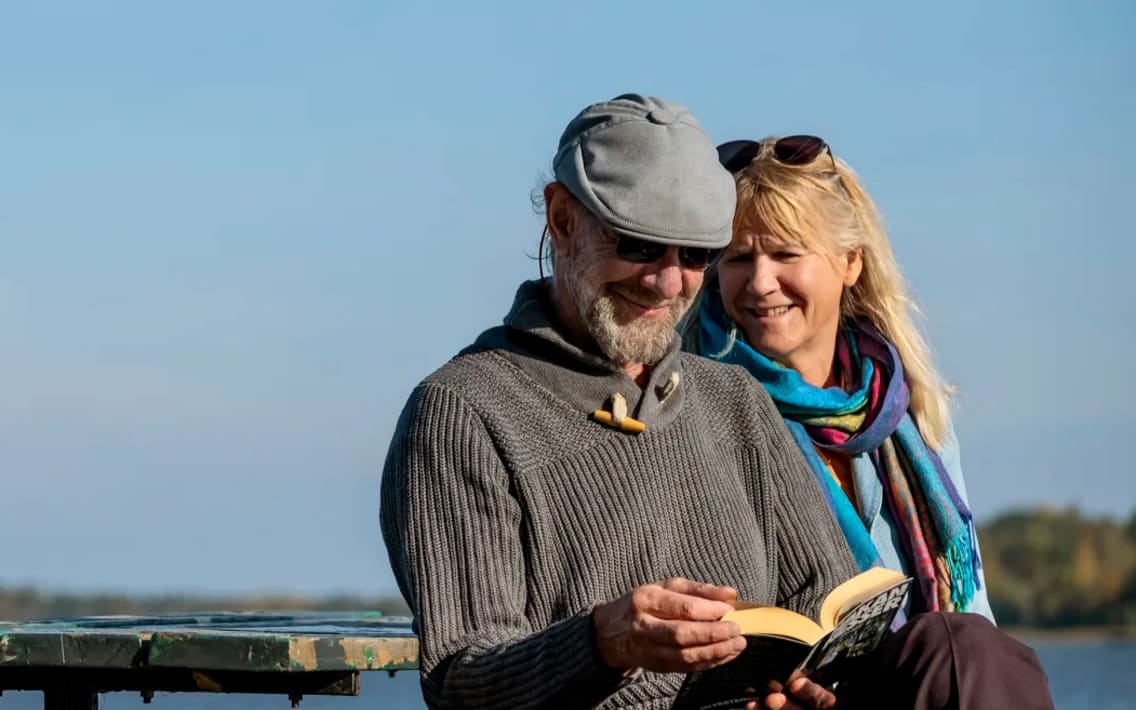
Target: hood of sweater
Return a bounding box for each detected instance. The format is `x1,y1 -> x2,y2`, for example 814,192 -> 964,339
468,280 -> 687,431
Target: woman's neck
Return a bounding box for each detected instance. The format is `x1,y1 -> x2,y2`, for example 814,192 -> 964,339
782,331 -> 842,389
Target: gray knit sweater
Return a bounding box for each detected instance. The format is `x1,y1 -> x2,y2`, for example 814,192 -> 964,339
380,281 -> 858,709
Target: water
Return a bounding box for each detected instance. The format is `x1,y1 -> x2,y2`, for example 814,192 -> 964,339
3,639 -> 1132,709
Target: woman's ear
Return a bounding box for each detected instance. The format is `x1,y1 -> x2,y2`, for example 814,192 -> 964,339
843,247 -> 864,287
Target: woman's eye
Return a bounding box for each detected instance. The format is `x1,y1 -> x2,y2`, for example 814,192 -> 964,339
773,250 -> 804,260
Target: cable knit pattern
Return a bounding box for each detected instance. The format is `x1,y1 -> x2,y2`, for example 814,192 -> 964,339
380,282 -> 858,709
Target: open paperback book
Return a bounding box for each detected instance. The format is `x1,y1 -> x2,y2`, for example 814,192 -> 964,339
671,567 -> 912,710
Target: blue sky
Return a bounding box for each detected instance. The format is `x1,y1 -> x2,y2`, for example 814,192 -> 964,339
2,1 -> 1133,596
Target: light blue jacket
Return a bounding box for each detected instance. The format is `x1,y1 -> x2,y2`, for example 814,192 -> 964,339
845,421 -> 995,623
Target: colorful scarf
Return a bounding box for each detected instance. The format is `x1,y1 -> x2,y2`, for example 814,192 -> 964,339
697,291 -> 979,613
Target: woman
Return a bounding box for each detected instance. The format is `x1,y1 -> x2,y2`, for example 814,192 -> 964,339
685,135 -> 993,621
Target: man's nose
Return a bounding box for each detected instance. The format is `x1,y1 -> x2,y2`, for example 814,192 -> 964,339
641,247 -> 685,299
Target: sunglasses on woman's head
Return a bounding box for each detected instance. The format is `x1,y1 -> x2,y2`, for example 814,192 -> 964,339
612,232 -> 723,270
716,135 -> 836,174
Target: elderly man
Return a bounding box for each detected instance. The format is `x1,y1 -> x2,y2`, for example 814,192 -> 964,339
380,94 -> 1052,710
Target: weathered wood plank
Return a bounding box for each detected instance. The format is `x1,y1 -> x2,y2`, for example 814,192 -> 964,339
0,629 -> 147,669
0,612 -> 417,707
0,612 -> 419,672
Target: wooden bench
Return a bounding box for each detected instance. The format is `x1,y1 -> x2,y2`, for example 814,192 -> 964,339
0,612 -> 418,709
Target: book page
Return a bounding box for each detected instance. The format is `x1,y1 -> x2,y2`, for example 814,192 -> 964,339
722,606 -> 825,645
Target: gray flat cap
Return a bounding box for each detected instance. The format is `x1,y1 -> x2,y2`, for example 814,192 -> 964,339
553,94 -> 736,248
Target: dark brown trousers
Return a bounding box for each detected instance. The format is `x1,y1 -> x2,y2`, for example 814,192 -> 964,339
840,612 -> 1055,710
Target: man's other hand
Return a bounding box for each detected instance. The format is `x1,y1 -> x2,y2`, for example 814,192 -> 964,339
746,673 -> 837,710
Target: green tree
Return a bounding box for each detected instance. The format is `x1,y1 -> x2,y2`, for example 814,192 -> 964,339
979,506 -> 1136,627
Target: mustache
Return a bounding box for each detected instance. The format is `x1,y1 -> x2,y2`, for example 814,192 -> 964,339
606,284 -> 688,310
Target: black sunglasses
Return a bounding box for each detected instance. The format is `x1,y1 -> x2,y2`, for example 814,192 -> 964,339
612,232 -> 723,270
716,135 -> 836,174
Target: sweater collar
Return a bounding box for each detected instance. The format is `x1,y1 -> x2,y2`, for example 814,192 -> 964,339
473,280 -> 687,431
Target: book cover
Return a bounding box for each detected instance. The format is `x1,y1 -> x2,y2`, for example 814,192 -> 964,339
671,570 -> 912,710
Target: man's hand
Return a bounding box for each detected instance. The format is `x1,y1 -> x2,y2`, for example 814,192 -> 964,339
744,673 -> 837,710
591,578 -> 745,673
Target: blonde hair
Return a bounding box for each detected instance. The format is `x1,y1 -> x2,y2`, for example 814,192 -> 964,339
732,139 -> 953,449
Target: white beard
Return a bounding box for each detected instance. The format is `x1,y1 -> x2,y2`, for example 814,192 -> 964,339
584,289 -> 686,366
560,254 -> 690,366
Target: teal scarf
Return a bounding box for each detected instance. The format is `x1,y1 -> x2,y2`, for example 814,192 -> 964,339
697,290 -> 978,613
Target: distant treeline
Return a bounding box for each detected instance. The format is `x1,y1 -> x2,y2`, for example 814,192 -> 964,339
0,588 -> 409,622
4,506 -> 1135,628
979,506 -> 1136,628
